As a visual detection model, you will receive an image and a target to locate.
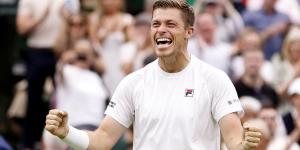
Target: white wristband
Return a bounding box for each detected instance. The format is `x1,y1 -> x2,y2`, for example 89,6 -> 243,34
62,125 -> 90,150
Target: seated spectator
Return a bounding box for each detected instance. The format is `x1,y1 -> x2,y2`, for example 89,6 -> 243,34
247,0 -> 300,25
197,0 -> 244,42
282,78 -> 300,145
259,107 -> 300,150
188,13 -> 232,74
230,28 -> 274,83
271,26 -> 300,98
243,0 -> 290,60
234,49 -> 279,108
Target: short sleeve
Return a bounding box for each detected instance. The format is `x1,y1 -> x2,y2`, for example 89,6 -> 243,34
105,75 -> 135,128
17,0 -> 33,16
209,70 -> 244,123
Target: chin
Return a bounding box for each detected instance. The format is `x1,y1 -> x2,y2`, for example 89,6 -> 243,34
155,49 -> 174,58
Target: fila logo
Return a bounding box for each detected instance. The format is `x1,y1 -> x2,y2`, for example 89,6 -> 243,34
227,99 -> 239,105
185,89 -> 194,97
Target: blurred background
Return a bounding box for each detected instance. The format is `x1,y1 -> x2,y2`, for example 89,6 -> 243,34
0,0 -> 300,149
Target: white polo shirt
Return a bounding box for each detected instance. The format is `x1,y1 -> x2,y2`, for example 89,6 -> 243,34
105,55 -> 243,150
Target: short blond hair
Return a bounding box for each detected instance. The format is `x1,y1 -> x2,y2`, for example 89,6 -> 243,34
152,0 -> 195,27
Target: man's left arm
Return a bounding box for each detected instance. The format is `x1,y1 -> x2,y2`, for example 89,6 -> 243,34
219,113 -> 262,150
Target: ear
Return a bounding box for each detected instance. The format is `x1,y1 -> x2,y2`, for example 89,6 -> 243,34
185,26 -> 194,39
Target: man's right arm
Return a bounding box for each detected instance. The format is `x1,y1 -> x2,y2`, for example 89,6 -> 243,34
45,109 -> 127,150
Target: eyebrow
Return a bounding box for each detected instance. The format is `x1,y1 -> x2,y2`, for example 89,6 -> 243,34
152,19 -> 177,23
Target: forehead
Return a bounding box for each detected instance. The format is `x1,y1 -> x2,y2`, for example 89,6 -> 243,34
260,109 -> 277,117
197,15 -> 214,25
152,8 -> 183,23
245,51 -> 263,58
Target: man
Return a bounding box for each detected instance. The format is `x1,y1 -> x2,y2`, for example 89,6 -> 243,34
188,13 -> 232,74
259,107 -> 300,150
243,0 -> 290,60
201,0 -> 244,42
16,0 -> 64,149
234,49 -> 279,108
45,0 -> 261,149
282,78 -> 300,145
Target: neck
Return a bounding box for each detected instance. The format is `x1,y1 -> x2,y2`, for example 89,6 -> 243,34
158,50 -> 190,73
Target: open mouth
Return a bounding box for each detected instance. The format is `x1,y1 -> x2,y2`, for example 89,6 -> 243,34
156,38 -> 173,48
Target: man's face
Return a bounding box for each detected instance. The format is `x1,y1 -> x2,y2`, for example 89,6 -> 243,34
244,51 -> 264,77
196,14 -> 216,42
151,8 -> 193,57
258,108 -> 277,135
240,33 -> 261,52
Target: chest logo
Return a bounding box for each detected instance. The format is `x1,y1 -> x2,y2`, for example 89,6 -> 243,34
185,89 -> 194,97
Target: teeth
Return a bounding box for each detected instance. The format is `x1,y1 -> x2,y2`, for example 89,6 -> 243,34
156,38 -> 171,42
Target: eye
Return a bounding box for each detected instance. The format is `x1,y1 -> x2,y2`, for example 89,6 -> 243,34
167,22 -> 176,28
152,22 -> 160,28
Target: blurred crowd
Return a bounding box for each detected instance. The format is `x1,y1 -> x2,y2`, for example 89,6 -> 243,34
0,0 -> 300,149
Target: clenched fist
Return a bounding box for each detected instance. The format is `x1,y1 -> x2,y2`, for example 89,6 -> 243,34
45,109 -> 69,139
242,122 -> 262,150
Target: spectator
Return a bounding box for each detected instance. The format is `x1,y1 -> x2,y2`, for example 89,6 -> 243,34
89,0 -> 134,94
259,107 -> 300,150
230,28 -> 274,83
43,39 -> 107,150
188,13 -> 232,74
247,0 -> 300,25
282,78 -> 300,145
200,0 -> 244,42
271,26 -> 300,98
234,49 -> 279,108
120,14 -> 154,75
16,0 -> 64,149
243,0 -> 290,60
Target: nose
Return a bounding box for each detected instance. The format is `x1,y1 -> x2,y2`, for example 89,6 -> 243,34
157,24 -> 167,34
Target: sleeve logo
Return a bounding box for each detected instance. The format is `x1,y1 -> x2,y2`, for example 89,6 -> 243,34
227,99 -> 239,105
